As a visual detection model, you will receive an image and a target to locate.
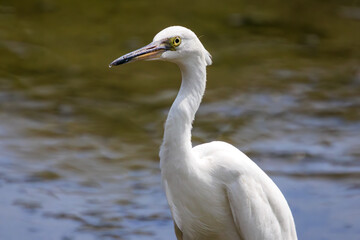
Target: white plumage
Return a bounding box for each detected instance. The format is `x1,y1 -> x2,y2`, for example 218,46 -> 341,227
110,26 -> 297,240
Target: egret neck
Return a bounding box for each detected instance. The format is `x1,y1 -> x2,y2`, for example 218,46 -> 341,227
160,56 -> 207,171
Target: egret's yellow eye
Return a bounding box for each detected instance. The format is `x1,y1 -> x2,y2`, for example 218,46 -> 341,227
172,36 -> 181,47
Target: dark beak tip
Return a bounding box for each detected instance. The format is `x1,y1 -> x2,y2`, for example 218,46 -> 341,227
109,40 -> 165,68
109,57 -> 130,68
109,60 -> 121,68
109,60 -> 115,68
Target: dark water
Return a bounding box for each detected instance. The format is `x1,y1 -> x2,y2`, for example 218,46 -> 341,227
1,0 -> 360,239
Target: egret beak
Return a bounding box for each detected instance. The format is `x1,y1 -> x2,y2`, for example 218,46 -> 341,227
109,39 -> 171,67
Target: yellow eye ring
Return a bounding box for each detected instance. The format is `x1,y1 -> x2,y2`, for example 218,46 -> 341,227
172,36 -> 181,47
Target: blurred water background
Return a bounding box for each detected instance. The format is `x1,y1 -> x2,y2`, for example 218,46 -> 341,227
0,0 -> 360,239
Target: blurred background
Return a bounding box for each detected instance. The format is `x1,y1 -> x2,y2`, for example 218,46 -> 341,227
0,0 -> 359,239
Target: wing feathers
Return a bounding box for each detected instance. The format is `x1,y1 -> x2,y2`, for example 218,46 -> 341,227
226,176 -> 284,240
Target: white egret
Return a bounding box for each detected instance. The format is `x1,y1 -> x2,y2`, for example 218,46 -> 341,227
110,26 -> 297,240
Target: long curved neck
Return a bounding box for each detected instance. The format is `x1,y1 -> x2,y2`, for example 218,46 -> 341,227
160,58 -> 207,168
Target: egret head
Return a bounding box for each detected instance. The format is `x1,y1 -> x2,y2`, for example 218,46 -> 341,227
109,26 -> 212,68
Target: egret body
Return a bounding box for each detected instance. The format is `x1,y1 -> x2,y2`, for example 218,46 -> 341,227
110,26 -> 297,240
